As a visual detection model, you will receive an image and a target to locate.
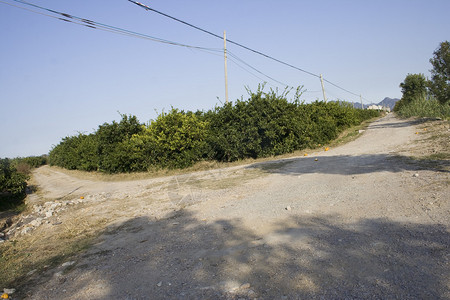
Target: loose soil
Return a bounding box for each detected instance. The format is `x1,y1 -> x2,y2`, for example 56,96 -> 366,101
1,113 -> 449,299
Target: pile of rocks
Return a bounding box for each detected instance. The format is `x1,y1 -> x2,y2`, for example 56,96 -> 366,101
2,198 -> 86,239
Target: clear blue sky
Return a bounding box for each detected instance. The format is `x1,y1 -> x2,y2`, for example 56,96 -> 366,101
1,0 -> 449,158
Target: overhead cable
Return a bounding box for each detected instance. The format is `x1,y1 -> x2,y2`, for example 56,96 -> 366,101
5,0 -> 222,52
127,0 -> 320,79
227,51 -> 291,88
127,0 -> 369,102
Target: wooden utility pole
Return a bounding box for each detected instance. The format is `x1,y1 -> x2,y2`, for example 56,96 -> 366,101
320,74 -> 327,102
224,31 -> 229,104
360,94 -> 363,109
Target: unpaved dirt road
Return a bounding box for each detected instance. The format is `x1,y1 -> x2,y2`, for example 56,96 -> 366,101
17,114 -> 450,299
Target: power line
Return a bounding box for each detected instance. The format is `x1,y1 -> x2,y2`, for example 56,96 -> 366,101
128,0 -> 320,79
4,0 -> 294,90
323,78 -> 360,98
5,0 -> 371,103
4,0 -> 222,53
227,51 -> 291,88
127,0 -> 370,102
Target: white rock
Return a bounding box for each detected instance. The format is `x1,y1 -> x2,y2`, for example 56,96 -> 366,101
21,227 -> 33,235
285,206 -> 292,211
29,218 -> 43,227
240,283 -> 251,289
27,269 -> 37,276
413,173 -> 419,177
157,281 -> 162,287
45,211 -> 53,218
3,288 -> 16,294
62,261 -> 76,267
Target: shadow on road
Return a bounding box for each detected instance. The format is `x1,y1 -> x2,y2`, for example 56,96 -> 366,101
30,211 -> 449,299
247,153 -> 449,176
367,118 -> 425,129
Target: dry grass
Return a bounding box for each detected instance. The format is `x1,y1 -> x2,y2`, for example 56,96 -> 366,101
0,212 -> 110,290
411,119 -> 450,162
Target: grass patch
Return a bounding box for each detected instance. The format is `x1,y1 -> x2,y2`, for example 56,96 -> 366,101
418,153 -> 450,160
0,216 -> 108,293
396,97 -> 450,119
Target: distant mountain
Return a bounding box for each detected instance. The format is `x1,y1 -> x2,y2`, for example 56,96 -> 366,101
360,97 -> 400,110
329,97 -> 400,110
377,97 -> 400,110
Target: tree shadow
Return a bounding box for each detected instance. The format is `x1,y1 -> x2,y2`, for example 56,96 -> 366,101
27,211 -> 449,299
247,153 -> 450,176
367,118 -> 426,129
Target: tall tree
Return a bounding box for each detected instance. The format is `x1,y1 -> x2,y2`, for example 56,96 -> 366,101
399,73 -> 428,103
429,41 -> 450,104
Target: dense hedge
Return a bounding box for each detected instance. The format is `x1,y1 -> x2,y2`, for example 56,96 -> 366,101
0,158 -> 30,210
49,89 -> 379,173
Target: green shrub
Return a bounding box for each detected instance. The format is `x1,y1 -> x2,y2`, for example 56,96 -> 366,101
0,158 -> 29,210
146,109 -> 209,168
48,85 -> 381,172
396,95 -> 450,119
203,89 -> 375,162
96,114 -> 145,173
49,133 -> 99,171
204,89 -> 308,161
10,155 -> 47,176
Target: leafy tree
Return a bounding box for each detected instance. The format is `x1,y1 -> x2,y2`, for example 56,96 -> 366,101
429,41 -> 450,104
395,73 -> 428,112
400,73 -> 428,103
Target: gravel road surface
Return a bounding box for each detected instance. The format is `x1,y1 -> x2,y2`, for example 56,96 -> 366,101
19,114 -> 450,299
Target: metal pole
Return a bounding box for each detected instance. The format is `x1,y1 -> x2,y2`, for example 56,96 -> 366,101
224,30 -> 229,104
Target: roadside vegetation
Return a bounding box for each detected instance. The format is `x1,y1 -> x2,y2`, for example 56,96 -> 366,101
0,156 -> 47,212
395,41 -> 450,119
49,86 -> 379,174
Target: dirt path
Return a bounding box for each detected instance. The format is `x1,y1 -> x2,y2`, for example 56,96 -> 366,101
13,114 -> 450,299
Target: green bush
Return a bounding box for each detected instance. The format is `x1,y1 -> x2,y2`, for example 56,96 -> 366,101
12,155 -> 47,169
0,158 -> 29,210
96,114 -> 145,173
10,155 -> 47,175
396,96 -> 450,119
146,109 -> 209,168
49,134 -> 96,170
203,89 -> 376,162
48,85 -> 380,172
204,89 -> 309,161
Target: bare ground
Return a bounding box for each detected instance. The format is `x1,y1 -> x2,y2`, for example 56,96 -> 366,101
2,113 -> 449,299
